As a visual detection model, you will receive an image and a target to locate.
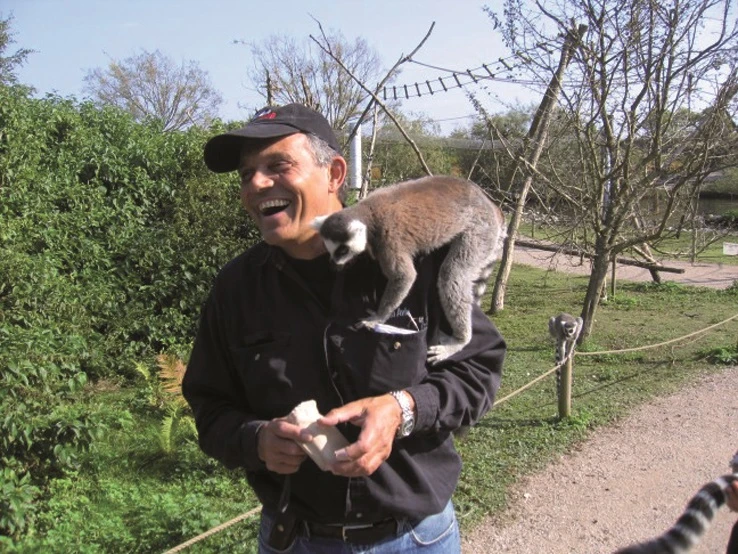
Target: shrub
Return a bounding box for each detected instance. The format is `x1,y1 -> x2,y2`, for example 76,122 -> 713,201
0,83 -> 257,540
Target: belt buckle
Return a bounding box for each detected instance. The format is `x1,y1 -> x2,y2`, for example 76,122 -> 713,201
341,523 -> 374,542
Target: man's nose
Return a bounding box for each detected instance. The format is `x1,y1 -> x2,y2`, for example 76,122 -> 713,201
244,169 -> 274,192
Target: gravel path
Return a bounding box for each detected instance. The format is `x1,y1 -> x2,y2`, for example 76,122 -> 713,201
462,367 -> 738,553
461,248 -> 738,553
513,245 -> 738,289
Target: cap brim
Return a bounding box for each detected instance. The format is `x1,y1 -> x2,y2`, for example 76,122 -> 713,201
203,124 -> 301,173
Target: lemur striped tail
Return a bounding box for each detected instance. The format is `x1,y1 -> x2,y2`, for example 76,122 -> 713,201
615,473 -> 737,553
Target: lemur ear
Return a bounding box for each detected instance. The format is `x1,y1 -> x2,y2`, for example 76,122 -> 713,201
311,215 -> 329,231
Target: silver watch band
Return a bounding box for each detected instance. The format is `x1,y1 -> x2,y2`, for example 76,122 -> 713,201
389,390 -> 415,438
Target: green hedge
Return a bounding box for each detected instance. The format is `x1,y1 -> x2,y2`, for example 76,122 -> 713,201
0,84 -> 257,539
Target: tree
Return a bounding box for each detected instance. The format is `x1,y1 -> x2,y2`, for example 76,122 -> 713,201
371,113 -> 458,184
488,0 -> 738,340
242,30 -> 384,131
0,14 -> 33,86
450,105 -> 534,197
83,49 -> 222,131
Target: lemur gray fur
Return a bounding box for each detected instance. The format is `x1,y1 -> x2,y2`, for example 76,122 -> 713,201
548,313 -> 583,394
614,451 -> 738,553
548,313 -> 583,366
311,175 -> 506,365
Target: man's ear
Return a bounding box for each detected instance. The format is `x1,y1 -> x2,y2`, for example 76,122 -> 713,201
311,215 -> 329,231
328,156 -> 348,194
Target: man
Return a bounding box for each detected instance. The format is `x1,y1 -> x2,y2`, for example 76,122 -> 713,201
182,103 -> 505,553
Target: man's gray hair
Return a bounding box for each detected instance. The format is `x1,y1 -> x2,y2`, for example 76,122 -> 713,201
305,133 -> 340,167
305,133 -> 347,203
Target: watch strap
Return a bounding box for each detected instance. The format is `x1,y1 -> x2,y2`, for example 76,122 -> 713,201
389,390 -> 415,438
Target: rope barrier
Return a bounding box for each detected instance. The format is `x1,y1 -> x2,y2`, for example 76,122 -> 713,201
576,312 -> 738,357
494,362 -> 564,406
162,506 -> 262,554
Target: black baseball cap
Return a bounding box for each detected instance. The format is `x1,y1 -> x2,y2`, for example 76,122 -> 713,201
203,103 -> 342,173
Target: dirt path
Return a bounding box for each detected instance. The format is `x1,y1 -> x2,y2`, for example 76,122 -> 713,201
462,367 -> 738,553
461,249 -> 738,553
513,245 -> 738,290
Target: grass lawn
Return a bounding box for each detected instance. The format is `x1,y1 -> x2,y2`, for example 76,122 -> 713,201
14,265 -> 738,553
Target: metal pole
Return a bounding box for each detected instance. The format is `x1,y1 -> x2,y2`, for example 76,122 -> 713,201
350,123 -> 362,190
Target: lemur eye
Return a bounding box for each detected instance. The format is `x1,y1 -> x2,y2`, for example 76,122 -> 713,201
334,244 -> 349,259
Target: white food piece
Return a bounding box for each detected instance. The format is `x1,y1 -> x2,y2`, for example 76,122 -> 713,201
287,400 -> 350,471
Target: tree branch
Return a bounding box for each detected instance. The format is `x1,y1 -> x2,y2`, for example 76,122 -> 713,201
309,22 -> 436,176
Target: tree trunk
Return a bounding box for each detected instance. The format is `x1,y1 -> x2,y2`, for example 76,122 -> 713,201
490,24 -> 586,314
579,235 -> 612,341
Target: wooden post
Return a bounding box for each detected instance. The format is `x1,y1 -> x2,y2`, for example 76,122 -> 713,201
558,355 -> 573,419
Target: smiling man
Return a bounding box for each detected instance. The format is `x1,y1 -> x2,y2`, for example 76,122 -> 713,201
182,104 -> 506,553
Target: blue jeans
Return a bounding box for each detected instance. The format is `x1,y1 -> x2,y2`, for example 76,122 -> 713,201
257,501 -> 460,554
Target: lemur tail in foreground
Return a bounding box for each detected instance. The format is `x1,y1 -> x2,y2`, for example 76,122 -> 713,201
615,452 -> 738,553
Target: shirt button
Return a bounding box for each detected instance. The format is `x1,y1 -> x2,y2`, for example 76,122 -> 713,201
356,513 -> 363,519
393,341 -> 401,350
254,353 -> 260,361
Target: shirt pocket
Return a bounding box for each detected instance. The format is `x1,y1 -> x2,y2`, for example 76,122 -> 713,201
229,332 -> 293,417
326,322 -> 429,398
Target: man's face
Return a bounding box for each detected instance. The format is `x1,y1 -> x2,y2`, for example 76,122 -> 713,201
238,133 -> 343,259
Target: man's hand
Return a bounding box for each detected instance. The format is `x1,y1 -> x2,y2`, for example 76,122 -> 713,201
257,418 -> 311,474
318,394 -> 403,477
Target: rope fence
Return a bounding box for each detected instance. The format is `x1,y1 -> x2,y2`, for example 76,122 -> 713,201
576,312 -> 738,356
163,311 -> 737,552
162,507 -> 262,554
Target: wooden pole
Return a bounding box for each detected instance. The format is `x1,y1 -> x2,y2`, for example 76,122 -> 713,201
558,355 -> 573,419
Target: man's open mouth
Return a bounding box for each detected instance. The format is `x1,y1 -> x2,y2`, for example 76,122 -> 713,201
259,199 -> 291,216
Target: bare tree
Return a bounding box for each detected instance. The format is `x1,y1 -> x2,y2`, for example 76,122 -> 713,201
83,49 -> 222,131
0,14 -> 33,86
490,0 -> 738,340
242,30 -> 383,131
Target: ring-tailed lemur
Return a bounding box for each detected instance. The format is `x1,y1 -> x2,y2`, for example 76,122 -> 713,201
614,451 -> 738,553
311,175 -> 506,365
548,313 -> 583,393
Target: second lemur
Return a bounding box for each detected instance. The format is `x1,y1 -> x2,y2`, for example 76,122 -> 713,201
311,175 -> 506,364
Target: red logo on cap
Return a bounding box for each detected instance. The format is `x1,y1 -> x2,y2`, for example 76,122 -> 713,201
252,108 -> 277,121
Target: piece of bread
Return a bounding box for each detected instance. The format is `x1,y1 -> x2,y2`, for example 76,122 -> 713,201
287,400 -> 350,471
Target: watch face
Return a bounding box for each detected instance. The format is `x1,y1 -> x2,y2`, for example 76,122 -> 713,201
399,420 -> 413,437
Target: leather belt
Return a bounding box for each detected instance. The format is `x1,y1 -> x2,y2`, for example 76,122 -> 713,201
305,518 -> 398,543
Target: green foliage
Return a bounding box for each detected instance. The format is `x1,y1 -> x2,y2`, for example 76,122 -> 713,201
0,468 -> 39,539
0,14 -> 33,86
701,345 -> 738,365
722,209 -> 738,225
371,114 -> 458,183
0,83 -> 257,539
134,354 -> 197,454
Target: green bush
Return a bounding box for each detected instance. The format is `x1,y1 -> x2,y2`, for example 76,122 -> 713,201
0,83 -> 257,539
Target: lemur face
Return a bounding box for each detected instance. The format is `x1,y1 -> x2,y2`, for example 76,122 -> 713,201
311,216 -> 368,267
562,322 -> 578,338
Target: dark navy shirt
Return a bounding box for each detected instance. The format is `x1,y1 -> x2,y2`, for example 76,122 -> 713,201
182,242 -> 505,524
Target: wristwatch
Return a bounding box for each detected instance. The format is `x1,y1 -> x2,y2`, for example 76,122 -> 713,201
389,390 -> 415,438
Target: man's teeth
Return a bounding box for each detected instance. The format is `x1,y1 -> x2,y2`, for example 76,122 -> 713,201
259,199 -> 290,214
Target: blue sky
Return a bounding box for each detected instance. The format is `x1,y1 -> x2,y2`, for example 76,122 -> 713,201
5,0 -> 539,134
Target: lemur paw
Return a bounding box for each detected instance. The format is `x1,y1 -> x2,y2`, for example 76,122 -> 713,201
427,344 -> 463,365
359,318 -> 383,330
427,340 -> 465,365
359,310 -> 391,330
